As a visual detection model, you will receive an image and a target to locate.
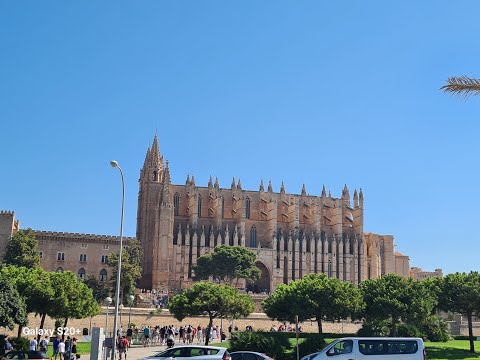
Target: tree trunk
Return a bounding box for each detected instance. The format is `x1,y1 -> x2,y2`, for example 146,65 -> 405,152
37,313 -> 47,342
62,318 -> 69,341
316,317 -> 323,334
205,315 -> 214,346
18,325 -> 23,338
468,312 -> 475,353
390,318 -> 398,337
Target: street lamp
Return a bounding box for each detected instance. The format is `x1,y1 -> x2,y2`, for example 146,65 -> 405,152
128,295 -> 135,329
104,297 -> 112,360
110,160 -> 125,360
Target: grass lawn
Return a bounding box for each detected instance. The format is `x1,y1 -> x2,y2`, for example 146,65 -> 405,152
425,340 -> 480,360
45,342 -> 91,358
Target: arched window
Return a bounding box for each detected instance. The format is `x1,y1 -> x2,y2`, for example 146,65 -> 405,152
221,197 -> 225,218
153,170 -> 157,181
328,260 -> 332,278
57,252 -> 65,261
79,254 -> 87,262
198,195 -> 202,218
245,197 -> 251,219
174,193 -> 180,216
78,268 -> 86,280
100,269 -> 108,282
56,267 -> 63,273
250,226 -> 257,248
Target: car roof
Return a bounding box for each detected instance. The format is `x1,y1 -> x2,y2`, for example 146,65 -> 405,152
335,337 -> 423,341
169,345 -> 225,350
231,352 -> 264,356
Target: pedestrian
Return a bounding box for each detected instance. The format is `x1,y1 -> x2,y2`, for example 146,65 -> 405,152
126,327 -> 133,346
29,337 -> 37,351
58,339 -> 66,360
39,336 -> 48,354
4,338 -> 13,353
143,326 -> 150,347
197,325 -> 202,344
53,337 -> 60,360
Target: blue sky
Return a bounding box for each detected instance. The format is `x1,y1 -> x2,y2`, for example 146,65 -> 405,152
1,1 -> 479,275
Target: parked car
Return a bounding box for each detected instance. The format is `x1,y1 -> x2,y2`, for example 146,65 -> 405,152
231,351 -> 273,360
1,351 -> 48,360
308,338 -> 426,360
142,346 -> 231,360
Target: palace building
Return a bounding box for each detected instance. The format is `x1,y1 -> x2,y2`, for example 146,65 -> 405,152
0,134 -> 411,292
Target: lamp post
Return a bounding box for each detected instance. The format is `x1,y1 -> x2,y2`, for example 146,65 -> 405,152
128,295 -> 135,329
119,304 -> 124,330
110,160 -> 125,360
104,297 -> 112,360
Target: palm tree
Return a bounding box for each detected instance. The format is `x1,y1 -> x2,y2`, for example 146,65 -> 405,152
441,76 -> 480,97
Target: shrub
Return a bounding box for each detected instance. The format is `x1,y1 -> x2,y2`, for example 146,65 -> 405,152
397,323 -> 424,338
422,316 -> 450,342
230,331 -> 292,360
297,334 -> 327,359
9,337 -> 29,350
357,320 -> 390,337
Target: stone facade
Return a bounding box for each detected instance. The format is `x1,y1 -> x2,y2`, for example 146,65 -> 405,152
0,134 -> 414,289
137,135 -> 411,292
410,267 -> 443,280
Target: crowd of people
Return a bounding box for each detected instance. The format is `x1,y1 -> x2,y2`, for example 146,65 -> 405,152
3,335 -> 78,360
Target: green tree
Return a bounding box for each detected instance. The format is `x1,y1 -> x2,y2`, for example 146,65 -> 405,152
360,274 -> 436,336
0,274 -> 28,330
0,265 -> 54,338
48,271 -> 100,338
84,275 -> 110,304
441,76 -> 480,98
4,229 -> 40,268
169,282 -> 254,345
263,273 -> 363,334
108,240 -> 142,304
193,245 -> 260,286
437,272 -> 480,353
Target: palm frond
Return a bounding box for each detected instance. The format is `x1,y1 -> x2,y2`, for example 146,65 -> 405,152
440,76 -> 480,98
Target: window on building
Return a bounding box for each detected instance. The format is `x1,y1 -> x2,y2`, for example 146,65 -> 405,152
102,245 -> 109,250
99,269 -> 108,282
174,193 -> 180,216
245,197 -> 251,219
101,255 -> 108,264
250,226 -> 257,248
80,254 -> 87,262
78,268 -> 86,280
39,251 -> 43,259
57,252 -> 65,261
153,170 -> 157,181
56,267 -> 64,273
221,197 -> 225,218
81,243 -> 87,248
328,260 -> 332,278
198,195 -> 202,218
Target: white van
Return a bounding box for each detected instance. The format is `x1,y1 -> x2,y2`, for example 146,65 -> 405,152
310,338 -> 426,360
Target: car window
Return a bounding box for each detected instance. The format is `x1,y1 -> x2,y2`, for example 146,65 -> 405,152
359,340 -> 384,355
256,355 -> 266,360
204,349 -> 220,356
328,340 -> 353,356
190,348 -> 207,357
231,354 -> 242,360
6,354 -> 26,360
244,353 -> 257,360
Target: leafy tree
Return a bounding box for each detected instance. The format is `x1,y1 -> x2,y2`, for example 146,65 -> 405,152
263,273 -> 363,334
4,229 -> 40,268
0,274 -> 28,330
108,240 -> 142,304
0,265 -> 54,337
48,271 -> 100,338
193,245 -> 260,286
437,272 -> 480,353
441,76 -> 480,98
84,275 -> 110,304
169,282 -> 254,345
360,274 -> 436,336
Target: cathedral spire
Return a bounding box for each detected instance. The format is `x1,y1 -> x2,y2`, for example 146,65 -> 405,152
150,133 -> 164,168
214,177 -> 219,189
231,177 -> 236,190
359,188 -> 364,207
342,184 -> 350,199
321,184 -> 326,197
301,183 -> 307,195
191,175 -> 196,186
280,181 -> 285,194
208,175 -> 213,188
353,189 -> 359,208
259,179 -> 265,192
237,178 -> 242,190
163,161 -> 171,184
268,180 -> 273,193
186,174 -> 190,185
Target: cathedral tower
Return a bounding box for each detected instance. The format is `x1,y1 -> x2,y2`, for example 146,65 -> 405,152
137,135 -> 174,290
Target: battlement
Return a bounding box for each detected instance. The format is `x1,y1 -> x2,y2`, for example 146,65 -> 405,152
0,210 -> 15,216
33,230 -> 136,243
